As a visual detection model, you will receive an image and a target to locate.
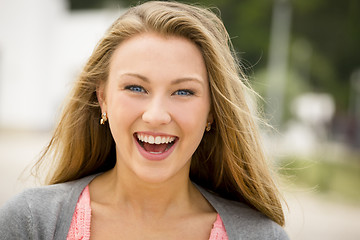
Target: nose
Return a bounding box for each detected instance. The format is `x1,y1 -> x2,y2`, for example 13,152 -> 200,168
142,97 -> 171,126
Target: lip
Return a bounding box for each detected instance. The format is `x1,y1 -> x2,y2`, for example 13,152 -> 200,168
134,132 -> 178,161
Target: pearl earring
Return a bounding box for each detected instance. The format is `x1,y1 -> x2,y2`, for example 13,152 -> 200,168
205,122 -> 211,132
100,112 -> 107,125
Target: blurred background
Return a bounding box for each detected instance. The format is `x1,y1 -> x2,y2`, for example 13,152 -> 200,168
0,0 -> 359,239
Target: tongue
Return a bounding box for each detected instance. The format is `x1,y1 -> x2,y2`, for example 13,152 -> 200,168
143,143 -> 168,153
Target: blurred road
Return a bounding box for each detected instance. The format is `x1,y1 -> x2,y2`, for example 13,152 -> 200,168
285,189 -> 360,239
1,130 -> 360,239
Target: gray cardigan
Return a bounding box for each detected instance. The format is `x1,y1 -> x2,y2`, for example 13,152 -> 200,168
0,174 -> 289,240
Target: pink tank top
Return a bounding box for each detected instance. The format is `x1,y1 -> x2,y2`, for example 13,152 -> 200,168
67,186 -> 228,240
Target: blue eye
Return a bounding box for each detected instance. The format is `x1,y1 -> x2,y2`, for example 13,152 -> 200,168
174,89 -> 194,96
125,85 -> 146,93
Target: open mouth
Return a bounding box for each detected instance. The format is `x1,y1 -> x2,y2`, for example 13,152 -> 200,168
135,133 -> 177,154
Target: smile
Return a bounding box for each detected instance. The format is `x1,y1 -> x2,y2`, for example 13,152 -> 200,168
134,132 -> 178,161
137,133 -> 176,145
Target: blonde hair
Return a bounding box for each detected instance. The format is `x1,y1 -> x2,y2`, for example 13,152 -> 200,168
36,1 -> 285,226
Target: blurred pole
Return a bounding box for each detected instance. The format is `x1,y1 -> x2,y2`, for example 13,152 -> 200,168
266,0 -> 292,129
350,69 -> 360,147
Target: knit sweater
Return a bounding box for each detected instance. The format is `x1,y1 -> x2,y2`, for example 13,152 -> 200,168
0,174 -> 289,240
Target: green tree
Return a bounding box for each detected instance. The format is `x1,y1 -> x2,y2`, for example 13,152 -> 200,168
68,0 -> 360,113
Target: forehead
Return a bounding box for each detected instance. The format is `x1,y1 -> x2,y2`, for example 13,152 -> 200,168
108,33 -> 207,82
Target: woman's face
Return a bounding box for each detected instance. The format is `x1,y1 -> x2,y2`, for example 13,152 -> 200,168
99,33 -> 212,183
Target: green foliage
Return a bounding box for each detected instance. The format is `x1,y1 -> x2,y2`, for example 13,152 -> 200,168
289,0 -> 360,109
67,0 -> 360,112
278,156 -> 360,204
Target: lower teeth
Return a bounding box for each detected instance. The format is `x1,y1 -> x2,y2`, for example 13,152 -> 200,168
149,151 -> 162,154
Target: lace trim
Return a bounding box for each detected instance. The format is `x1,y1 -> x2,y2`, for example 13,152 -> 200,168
209,214 -> 229,240
67,186 -> 91,240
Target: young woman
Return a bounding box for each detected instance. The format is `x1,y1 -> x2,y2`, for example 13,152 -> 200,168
0,1 -> 289,239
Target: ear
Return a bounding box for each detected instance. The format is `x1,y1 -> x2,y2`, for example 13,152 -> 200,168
96,83 -> 107,112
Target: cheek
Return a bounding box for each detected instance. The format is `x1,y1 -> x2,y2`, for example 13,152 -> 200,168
107,94 -> 144,128
172,99 -> 210,131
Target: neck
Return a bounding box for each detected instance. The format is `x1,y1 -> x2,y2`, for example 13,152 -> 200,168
90,163 -> 196,219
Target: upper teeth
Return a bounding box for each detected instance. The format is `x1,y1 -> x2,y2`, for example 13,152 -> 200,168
137,133 -> 175,144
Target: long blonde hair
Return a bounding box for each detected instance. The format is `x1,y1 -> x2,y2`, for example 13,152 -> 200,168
36,1 -> 285,226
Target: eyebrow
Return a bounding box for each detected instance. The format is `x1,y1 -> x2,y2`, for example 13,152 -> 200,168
119,73 -> 204,86
120,73 -> 149,82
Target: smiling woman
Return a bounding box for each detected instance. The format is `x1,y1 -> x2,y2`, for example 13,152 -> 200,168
0,1 -> 289,240
96,33 -> 211,184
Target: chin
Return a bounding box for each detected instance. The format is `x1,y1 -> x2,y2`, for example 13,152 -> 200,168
133,165 -> 188,185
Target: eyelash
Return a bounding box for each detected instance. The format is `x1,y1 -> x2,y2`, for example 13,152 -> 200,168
124,85 -> 147,93
173,89 -> 195,96
124,85 -> 195,96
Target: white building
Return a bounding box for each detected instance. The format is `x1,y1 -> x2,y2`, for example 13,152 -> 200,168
0,0 -> 121,130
